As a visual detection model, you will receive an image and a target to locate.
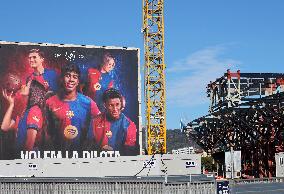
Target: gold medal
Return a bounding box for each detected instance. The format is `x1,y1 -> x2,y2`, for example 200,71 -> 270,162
64,125 -> 78,139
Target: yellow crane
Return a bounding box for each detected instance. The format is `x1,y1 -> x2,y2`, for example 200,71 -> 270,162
142,0 -> 167,154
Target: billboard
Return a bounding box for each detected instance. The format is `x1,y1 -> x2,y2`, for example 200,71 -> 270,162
0,41 -> 140,159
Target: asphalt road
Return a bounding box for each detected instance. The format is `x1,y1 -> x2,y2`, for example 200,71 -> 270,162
231,182 -> 284,194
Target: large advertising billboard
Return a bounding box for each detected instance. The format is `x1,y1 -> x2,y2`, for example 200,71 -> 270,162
0,41 -> 140,159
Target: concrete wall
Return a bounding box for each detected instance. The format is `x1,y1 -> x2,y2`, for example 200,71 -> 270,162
0,154 -> 201,177
275,152 -> 284,177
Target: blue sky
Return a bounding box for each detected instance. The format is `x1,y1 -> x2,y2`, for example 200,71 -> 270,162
0,0 -> 284,129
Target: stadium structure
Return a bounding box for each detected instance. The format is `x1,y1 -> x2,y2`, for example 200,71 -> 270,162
182,69 -> 284,178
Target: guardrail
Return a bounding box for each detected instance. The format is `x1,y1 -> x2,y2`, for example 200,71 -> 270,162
232,177 -> 284,184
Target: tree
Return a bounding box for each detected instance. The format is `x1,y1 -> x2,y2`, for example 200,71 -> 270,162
201,156 -> 217,172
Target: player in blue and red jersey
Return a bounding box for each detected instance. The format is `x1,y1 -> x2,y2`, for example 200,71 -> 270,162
24,49 -> 58,93
88,88 -> 137,155
1,80 -> 47,155
46,63 -> 100,152
85,52 -> 115,111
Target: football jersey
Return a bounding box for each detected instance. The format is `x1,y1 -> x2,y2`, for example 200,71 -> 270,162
89,113 -> 136,152
86,68 -> 113,111
14,105 -> 43,151
26,68 -> 58,91
46,93 -> 100,151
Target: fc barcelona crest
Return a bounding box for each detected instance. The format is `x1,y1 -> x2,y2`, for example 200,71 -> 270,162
106,130 -> 112,138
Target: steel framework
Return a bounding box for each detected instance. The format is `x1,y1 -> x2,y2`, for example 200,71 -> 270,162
143,0 -> 167,154
183,70 -> 284,178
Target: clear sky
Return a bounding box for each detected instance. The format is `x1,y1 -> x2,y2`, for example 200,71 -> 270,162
0,0 -> 283,129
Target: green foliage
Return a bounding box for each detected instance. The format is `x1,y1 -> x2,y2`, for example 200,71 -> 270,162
142,128 -> 201,154
201,156 -> 217,172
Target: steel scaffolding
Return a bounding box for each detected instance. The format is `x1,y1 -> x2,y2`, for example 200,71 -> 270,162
184,70 -> 284,178
143,0 -> 167,154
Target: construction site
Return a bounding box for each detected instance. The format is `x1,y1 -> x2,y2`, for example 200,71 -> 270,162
183,70 -> 284,179
0,0 -> 284,194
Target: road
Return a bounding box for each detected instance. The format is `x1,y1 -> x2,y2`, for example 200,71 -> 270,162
231,182 -> 284,194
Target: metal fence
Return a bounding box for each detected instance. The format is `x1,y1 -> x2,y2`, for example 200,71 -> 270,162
3,177 -> 284,194
0,179 -> 216,194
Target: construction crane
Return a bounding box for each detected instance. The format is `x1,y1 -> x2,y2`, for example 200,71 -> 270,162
142,0 -> 167,154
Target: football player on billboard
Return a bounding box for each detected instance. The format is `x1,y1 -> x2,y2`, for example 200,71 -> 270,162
46,63 -> 100,153
1,79 -> 47,154
88,88 -> 137,155
25,48 -> 58,93
85,52 -> 115,111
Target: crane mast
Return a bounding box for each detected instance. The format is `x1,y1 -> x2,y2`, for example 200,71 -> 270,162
143,0 -> 167,154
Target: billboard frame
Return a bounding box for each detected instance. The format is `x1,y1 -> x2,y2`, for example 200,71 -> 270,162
0,40 -> 142,157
